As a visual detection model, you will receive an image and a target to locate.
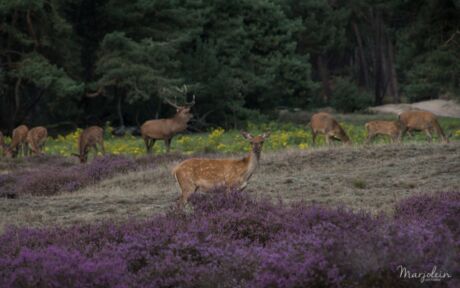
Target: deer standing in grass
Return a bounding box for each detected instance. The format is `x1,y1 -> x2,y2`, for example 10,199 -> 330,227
72,126 -> 105,163
398,111 -> 448,143
310,112 -> 351,145
141,86 -> 195,154
364,120 -> 401,144
173,131 -> 270,207
26,126 -> 48,155
4,125 -> 29,158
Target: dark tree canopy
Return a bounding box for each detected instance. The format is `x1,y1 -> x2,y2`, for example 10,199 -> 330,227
1,0 -> 459,132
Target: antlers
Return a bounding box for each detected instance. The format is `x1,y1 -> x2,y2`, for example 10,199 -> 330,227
163,85 -> 195,108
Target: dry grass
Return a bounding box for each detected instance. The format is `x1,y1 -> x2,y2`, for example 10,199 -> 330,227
1,142 -> 459,232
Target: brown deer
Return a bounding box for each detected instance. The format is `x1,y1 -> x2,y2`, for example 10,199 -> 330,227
172,131 -> 270,207
26,126 -> 48,155
310,112 -> 351,145
364,120 -> 401,144
399,111 -> 448,143
141,92 -> 195,154
72,126 -> 105,163
4,125 -> 29,158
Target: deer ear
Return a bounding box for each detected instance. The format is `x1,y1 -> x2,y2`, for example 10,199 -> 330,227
261,132 -> 271,139
240,131 -> 253,140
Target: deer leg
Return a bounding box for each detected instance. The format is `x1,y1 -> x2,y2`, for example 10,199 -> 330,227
99,141 -> 105,155
365,133 -> 374,145
325,135 -> 331,145
92,144 -> 99,159
176,184 -> 197,209
23,143 -> 29,157
311,130 -> 317,146
424,129 -> 433,142
399,126 -> 408,142
165,138 -> 172,153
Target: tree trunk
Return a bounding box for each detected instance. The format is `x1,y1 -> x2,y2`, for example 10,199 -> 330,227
387,38 -> 400,103
352,21 -> 370,89
317,55 -> 332,103
13,77 -> 22,124
372,8 -> 384,106
116,91 -> 124,127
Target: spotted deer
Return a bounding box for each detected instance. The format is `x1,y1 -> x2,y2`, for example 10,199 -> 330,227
310,112 -> 351,145
364,120 -> 401,144
72,126 -> 105,163
141,86 -> 195,154
399,110 -> 448,143
26,126 -> 48,155
172,131 -> 270,207
4,125 -> 29,158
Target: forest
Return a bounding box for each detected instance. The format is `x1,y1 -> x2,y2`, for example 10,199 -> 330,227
0,0 -> 459,133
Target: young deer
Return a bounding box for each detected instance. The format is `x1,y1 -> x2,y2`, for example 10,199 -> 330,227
172,131 -> 270,207
364,120 -> 401,144
310,112 -> 351,145
26,126 -> 48,155
72,126 -> 105,163
141,87 -> 195,154
398,111 -> 448,143
4,125 -> 29,158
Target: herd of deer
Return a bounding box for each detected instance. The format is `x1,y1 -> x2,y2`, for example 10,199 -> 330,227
0,103 -> 449,207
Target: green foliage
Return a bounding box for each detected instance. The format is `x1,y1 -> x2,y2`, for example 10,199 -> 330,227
0,0 -> 458,131
330,77 -> 372,113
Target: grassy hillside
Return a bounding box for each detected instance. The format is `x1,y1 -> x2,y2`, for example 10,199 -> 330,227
1,142 -> 459,232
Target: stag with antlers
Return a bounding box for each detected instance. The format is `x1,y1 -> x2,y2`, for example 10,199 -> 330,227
140,85 -> 195,154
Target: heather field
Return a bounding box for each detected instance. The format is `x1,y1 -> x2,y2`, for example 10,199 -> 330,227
0,124 -> 459,287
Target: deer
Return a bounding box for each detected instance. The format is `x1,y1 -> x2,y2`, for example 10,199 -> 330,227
26,126 -> 48,155
364,120 -> 401,144
398,110 -> 448,143
141,86 -> 195,154
172,131 -> 270,207
4,125 -> 29,158
310,112 -> 351,145
72,126 -> 105,163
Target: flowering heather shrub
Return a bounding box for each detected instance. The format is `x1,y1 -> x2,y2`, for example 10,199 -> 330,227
84,155 -> 137,182
2,155 -> 139,197
0,190 -> 458,287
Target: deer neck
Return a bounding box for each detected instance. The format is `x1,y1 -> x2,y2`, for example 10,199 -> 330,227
171,115 -> 189,132
242,148 -> 261,181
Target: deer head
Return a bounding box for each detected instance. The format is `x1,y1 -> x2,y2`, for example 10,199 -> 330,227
241,131 -> 271,155
164,85 -> 195,122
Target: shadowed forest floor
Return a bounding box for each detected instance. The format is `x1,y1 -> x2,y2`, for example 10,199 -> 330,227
0,142 -> 459,232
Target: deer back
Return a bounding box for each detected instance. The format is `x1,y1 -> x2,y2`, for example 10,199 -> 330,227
27,127 -> 48,153
11,125 -> 29,148
141,108 -> 192,140
365,120 -> 400,136
311,112 -> 350,142
79,126 -> 104,156
399,111 -> 438,130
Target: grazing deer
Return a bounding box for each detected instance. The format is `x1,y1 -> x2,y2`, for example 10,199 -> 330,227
399,111 -> 448,143
310,112 -> 351,145
364,120 -> 401,144
72,126 -> 105,163
173,131 -> 270,207
141,89 -> 195,154
26,126 -> 48,155
4,125 -> 29,158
